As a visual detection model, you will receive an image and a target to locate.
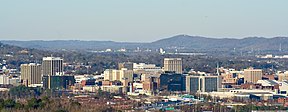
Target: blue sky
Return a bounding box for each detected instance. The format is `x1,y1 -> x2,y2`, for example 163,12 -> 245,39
0,0 -> 288,42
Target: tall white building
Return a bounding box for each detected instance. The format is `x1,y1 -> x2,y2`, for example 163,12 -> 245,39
164,58 -> 182,74
42,57 -> 64,76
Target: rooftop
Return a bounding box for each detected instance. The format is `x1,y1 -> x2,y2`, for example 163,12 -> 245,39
43,57 -> 63,61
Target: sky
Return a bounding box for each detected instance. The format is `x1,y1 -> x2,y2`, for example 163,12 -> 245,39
0,0 -> 288,42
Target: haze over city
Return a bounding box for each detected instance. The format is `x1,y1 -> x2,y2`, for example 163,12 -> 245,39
1,0 -> 288,42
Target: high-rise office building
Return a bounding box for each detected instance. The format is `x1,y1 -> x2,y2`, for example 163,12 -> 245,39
42,75 -> 75,89
244,68 -> 263,83
42,57 -> 64,76
164,58 -> 182,74
20,63 -> 42,86
186,75 -> 221,93
159,73 -> 186,91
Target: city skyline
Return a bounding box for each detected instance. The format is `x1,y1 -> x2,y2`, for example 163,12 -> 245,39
2,1 -> 288,111
1,0 -> 288,42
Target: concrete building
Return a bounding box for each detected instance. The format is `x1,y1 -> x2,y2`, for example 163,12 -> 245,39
0,74 -> 20,86
256,80 -> 279,91
141,73 -> 161,82
104,69 -> 113,81
209,89 -> 275,101
103,68 -> 133,87
222,73 -> 238,84
244,68 -> 263,83
101,85 -> 123,94
83,86 -> 99,92
133,63 -> 162,71
164,58 -> 182,74
133,63 -> 163,78
278,71 -> 288,81
278,81 -> 288,95
143,76 -> 159,94
0,75 -> 10,85
221,70 -> 244,87
42,57 -> 64,76
256,80 -> 288,96
74,75 -> 89,83
222,70 -> 243,82
186,75 -> 221,93
20,63 -> 42,86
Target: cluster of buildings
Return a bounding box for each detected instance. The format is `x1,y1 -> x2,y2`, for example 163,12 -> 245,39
0,57 -> 222,96
91,58 -> 222,96
256,54 -> 288,59
2,55 -> 288,105
0,61 -> 21,87
0,57 -> 75,90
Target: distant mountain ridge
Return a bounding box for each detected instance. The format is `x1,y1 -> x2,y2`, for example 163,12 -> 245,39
2,35 -> 288,52
1,40 -> 144,51
150,35 -> 288,52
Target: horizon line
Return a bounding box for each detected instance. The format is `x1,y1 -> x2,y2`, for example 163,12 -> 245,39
1,34 -> 288,43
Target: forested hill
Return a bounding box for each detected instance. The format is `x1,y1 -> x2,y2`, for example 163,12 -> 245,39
0,42 -> 58,69
1,40 -> 144,51
149,35 -> 288,52
2,35 -> 288,52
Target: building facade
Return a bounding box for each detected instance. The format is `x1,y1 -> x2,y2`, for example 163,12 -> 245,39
103,68 -> 133,87
133,63 -> 163,76
186,75 -> 221,93
278,71 -> 288,81
159,73 -> 186,91
20,63 -> 42,86
143,76 -> 159,93
43,75 -> 75,89
42,57 -> 64,76
0,75 -> 10,85
244,68 -> 263,83
163,58 -> 182,74
133,63 -> 162,71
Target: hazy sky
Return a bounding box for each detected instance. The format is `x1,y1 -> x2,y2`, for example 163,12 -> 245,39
1,0 -> 288,42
